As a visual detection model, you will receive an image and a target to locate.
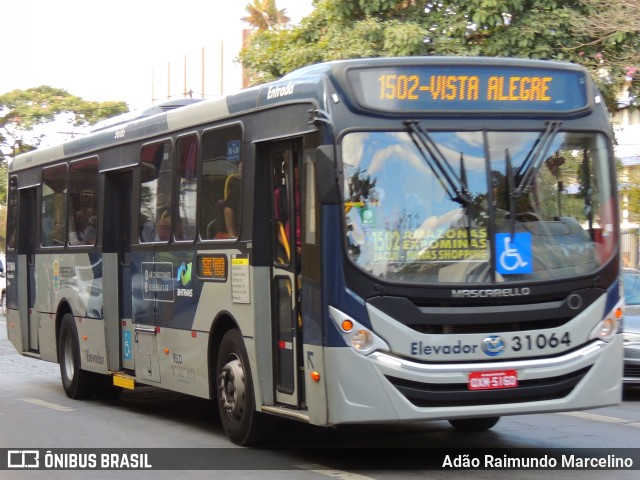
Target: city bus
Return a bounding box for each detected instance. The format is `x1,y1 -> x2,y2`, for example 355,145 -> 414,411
5,57 -> 623,445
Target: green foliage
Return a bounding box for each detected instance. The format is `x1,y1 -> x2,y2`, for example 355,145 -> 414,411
242,0 -> 290,30
0,86 -> 128,155
239,0 -> 640,112
0,87 -> 129,244
1,86 -> 127,129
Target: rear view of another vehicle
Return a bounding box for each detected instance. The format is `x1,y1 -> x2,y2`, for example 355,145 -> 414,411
622,269 -> 640,385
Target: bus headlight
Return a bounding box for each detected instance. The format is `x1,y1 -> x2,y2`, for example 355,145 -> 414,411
329,306 -> 389,355
589,303 -> 623,342
351,329 -> 372,351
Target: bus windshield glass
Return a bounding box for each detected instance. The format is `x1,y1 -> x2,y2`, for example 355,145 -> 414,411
342,129 -> 615,284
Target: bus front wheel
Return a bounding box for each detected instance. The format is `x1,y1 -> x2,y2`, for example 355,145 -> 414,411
58,313 -> 97,399
448,416 -> 500,432
216,329 -> 265,446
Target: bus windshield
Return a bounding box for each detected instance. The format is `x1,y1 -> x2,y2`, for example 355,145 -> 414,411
342,129 -> 615,284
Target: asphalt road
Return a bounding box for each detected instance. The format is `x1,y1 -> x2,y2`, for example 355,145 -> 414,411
1,315 -> 639,480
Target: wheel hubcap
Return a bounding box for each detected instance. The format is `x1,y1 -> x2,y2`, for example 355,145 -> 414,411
218,357 -> 246,423
63,333 -> 75,380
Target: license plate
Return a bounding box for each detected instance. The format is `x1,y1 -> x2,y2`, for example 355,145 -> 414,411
468,370 -> 518,390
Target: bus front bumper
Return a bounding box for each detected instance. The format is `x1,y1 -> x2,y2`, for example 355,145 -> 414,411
323,336 -> 623,425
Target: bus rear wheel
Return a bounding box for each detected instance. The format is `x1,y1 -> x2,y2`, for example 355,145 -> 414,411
448,416 -> 500,432
216,329 -> 265,446
58,313 -> 97,399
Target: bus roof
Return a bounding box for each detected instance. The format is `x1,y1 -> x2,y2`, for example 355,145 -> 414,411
10,56 -> 596,173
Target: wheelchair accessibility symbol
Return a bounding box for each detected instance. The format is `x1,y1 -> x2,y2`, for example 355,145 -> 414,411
123,330 -> 132,361
495,233 -> 533,274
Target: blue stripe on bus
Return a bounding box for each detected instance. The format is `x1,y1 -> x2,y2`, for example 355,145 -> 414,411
322,204 -> 369,348
605,277 -> 621,315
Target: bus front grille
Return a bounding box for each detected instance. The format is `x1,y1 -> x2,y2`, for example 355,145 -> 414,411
385,367 -> 591,407
623,364 -> 640,379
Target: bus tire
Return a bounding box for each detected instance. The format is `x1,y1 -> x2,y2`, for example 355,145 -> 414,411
58,313 -> 97,399
216,329 -> 265,446
448,416 -> 500,432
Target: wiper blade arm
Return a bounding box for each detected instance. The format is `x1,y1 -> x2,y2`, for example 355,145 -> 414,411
582,147 -> 594,238
515,120 -> 562,195
405,120 -> 472,207
506,148 -> 517,238
459,152 -> 469,195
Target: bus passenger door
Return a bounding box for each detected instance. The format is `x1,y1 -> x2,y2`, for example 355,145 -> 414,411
103,171 -> 133,372
18,187 -> 37,352
269,143 -> 303,407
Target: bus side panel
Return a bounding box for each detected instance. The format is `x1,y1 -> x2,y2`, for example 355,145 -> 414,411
191,250 -> 262,406
48,252 -> 104,321
38,311 -> 57,363
130,251 -> 156,326
33,253 -> 54,360
154,249 -> 202,330
154,327 -> 210,398
49,252 -> 107,372
245,266 -> 278,408
76,317 -> 109,374
300,261 -> 328,425
5,253 -> 18,312
5,252 -> 24,353
5,308 -> 23,354
190,250 -> 254,335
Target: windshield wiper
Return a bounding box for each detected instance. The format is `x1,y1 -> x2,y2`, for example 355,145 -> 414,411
582,147 -> 594,239
515,120 -> 562,196
459,152 -> 469,196
505,148 -> 518,238
405,120 -> 472,207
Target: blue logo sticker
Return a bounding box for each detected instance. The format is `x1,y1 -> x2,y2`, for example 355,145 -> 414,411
495,232 -> 533,274
123,330 -> 132,361
176,262 -> 192,286
227,140 -> 241,162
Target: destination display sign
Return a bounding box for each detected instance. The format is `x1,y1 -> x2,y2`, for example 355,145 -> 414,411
347,65 -> 589,113
198,254 -> 227,281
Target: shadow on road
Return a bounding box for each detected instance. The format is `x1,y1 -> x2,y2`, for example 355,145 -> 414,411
94,385 -> 512,450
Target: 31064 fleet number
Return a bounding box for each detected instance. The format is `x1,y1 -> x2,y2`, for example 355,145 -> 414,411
511,332 -> 571,351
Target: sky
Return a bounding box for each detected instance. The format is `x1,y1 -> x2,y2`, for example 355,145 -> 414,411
1,0 -> 314,111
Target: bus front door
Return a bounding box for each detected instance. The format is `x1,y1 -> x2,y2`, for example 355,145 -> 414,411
269,144 -> 303,407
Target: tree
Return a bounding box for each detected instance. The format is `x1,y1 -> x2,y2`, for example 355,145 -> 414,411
572,0 -> 640,67
238,0 -> 640,111
242,0 -> 290,31
1,86 -> 128,158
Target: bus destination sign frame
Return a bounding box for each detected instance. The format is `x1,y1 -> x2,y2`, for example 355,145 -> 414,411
347,64 -> 590,114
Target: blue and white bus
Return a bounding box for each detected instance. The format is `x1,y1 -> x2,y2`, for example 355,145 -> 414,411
5,57 -> 623,445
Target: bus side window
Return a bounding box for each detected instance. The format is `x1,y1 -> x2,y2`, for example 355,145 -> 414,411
200,175 -> 226,239
223,174 -> 241,239
6,177 -> 18,250
68,158 -> 99,246
199,124 -> 243,241
41,164 -> 68,247
176,134 -> 198,242
139,141 -> 173,243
